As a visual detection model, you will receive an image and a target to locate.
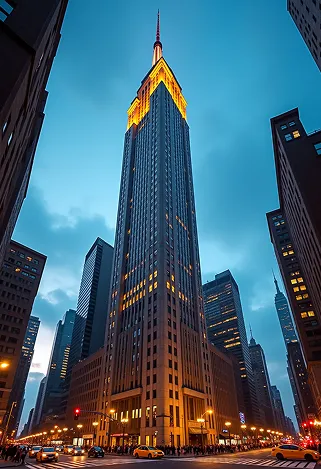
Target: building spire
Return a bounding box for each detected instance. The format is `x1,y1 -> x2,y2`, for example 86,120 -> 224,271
273,269 -> 280,294
152,10 -> 163,66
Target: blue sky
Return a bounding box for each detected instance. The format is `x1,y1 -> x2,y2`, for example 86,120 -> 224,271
14,0 -> 321,430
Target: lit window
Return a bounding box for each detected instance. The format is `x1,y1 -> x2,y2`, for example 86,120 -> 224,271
149,274 -> 152,281
285,134 -> 292,141
281,124 -> 287,130
288,250 -> 294,255
314,142 -> 321,155
0,0 -> 13,21
300,285 -> 307,291
308,311 -> 315,317
303,293 -> 309,299
166,281 -> 170,289
153,281 -> 157,289
15,268 -> 21,272
293,287 -> 299,292
296,295 -> 303,301
171,285 -> 175,293
283,251 -> 288,256
291,279 -> 297,284
301,312 -> 308,318
154,270 -> 157,278
297,277 -> 303,283
289,121 -> 296,127
293,130 -> 300,138
7,132 -> 13,146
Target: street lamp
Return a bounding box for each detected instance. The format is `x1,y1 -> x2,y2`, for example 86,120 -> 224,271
77,424 -> 83,446
120,418 -> 128,454
0,362 -> 9,369
225,421 -> 232,446
197,418 -> 205,452
92,422 -> 98,445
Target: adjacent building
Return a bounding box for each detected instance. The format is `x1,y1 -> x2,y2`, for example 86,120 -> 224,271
68,238 -> 113,373
273,274 -> 298,345
66,348 -> 105,447
287,0 -> 321,72
249,335 -> 275,428
40,309 -> 76,422
0,0 -> 69,266
7,316 -> 40,434
0,241 -> 46,425
268,109 -> 321,414
97,17 -> 218,447
203,271 -> 260,425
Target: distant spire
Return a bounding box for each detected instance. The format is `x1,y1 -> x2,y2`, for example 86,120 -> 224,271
249,324 -> 253,340
273,269 -> 281,294
249,324 -> 256,346
152,10 -> 163,66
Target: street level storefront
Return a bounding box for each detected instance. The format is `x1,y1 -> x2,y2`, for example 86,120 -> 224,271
82,434 -> 94,447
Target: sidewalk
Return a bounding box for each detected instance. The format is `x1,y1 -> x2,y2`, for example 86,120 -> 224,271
0,460 -> 19,468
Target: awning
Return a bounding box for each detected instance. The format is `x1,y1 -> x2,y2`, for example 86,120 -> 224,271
189,427 -> 209,435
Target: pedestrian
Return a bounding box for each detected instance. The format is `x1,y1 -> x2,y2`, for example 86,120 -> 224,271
177,446 -> 181,457
20,448 -> 27,465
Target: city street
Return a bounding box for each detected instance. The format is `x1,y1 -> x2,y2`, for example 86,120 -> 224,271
22,449 -> 318,469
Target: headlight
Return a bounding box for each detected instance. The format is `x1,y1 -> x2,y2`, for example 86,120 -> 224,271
82,450 -> 85,453
55,453 -> 58,456
43,454 -> 47,458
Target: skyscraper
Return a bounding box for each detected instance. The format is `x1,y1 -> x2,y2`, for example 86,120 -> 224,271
0,0 -> 69,266
273,275 -> 298,345
249,335 -> 275,428
287,0 -> 321,72
271,385 -> 287,433
31,376 -> 46,431
272,273 -> 316,424
40,309 -> 75,422
68,238 -> 113,372
0,241 -> 46,426
268,108 -> 321,414
203,271 -> 260,425
97,15 -> 217,447
7,316 -> 40,434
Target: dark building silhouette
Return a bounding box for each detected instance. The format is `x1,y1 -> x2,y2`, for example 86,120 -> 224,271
7,315 -> 40,434
273,274 -> 298,345
0,0 -> 69,266
203,271 -> 260,425
31,376 -> 46,431
97,15 -> 228,447
249,334 -> 275,428
0,241 -> 46,426
40,309 -> 75,422
287,0 -> 321,72
69,238 -> 113,370
271,385 -> 287,433
268,107 -> 321,414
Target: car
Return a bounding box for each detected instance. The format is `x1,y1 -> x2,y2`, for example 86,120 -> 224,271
271,444 -> 320,462
36,447 -> 59,463
88,446 -> 104,458
133,445 -> 164,459
63,445 -> 74,454
28,446 -> 42,458
55,445 -> 64,453
71,446 -> 85,456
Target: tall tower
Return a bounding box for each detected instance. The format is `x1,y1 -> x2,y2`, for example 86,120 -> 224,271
100,15 -> 214,447
203,270 -> 260,425
273,275 -> 298,345
7,316 -> 40,434
40,309 -> 76,422
249,334 -> 275,428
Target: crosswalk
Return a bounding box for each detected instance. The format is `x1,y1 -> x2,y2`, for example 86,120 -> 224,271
24,456 -> 318,468
168,456 -> 317,468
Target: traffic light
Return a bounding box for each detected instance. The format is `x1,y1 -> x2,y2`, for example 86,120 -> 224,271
74,408 -> 80,420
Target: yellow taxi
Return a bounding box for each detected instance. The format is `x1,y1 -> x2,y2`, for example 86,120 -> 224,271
36,447 -> 59,462
133,445 -> 164,459
271,444 -> 320,462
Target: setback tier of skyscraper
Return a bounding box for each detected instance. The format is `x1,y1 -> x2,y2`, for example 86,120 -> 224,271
96,15 -> 237,447
203,270 -> 260,426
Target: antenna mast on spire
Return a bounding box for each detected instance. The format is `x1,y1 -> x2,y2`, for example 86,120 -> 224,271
152,10 -> 163,66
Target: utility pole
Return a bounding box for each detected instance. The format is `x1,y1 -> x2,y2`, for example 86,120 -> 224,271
2,402 -> 17,444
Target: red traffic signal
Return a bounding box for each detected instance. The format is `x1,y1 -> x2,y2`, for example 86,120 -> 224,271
303,423 -> 307,427
309,421 -> 314,425
74,408 -> 80,420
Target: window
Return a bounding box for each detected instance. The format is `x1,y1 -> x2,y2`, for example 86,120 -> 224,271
169,374 -> 173,383
281,124 -> 287,130
301,312 -> 308,318
308,311 -> 315,317
285,133 -> 292,141
0,0 -> 14,22
289,121 -> 295,127
314,142 -> 321,155
291,279 -> 297,284
169,389 -> 173,398
293,130 -> 300,138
